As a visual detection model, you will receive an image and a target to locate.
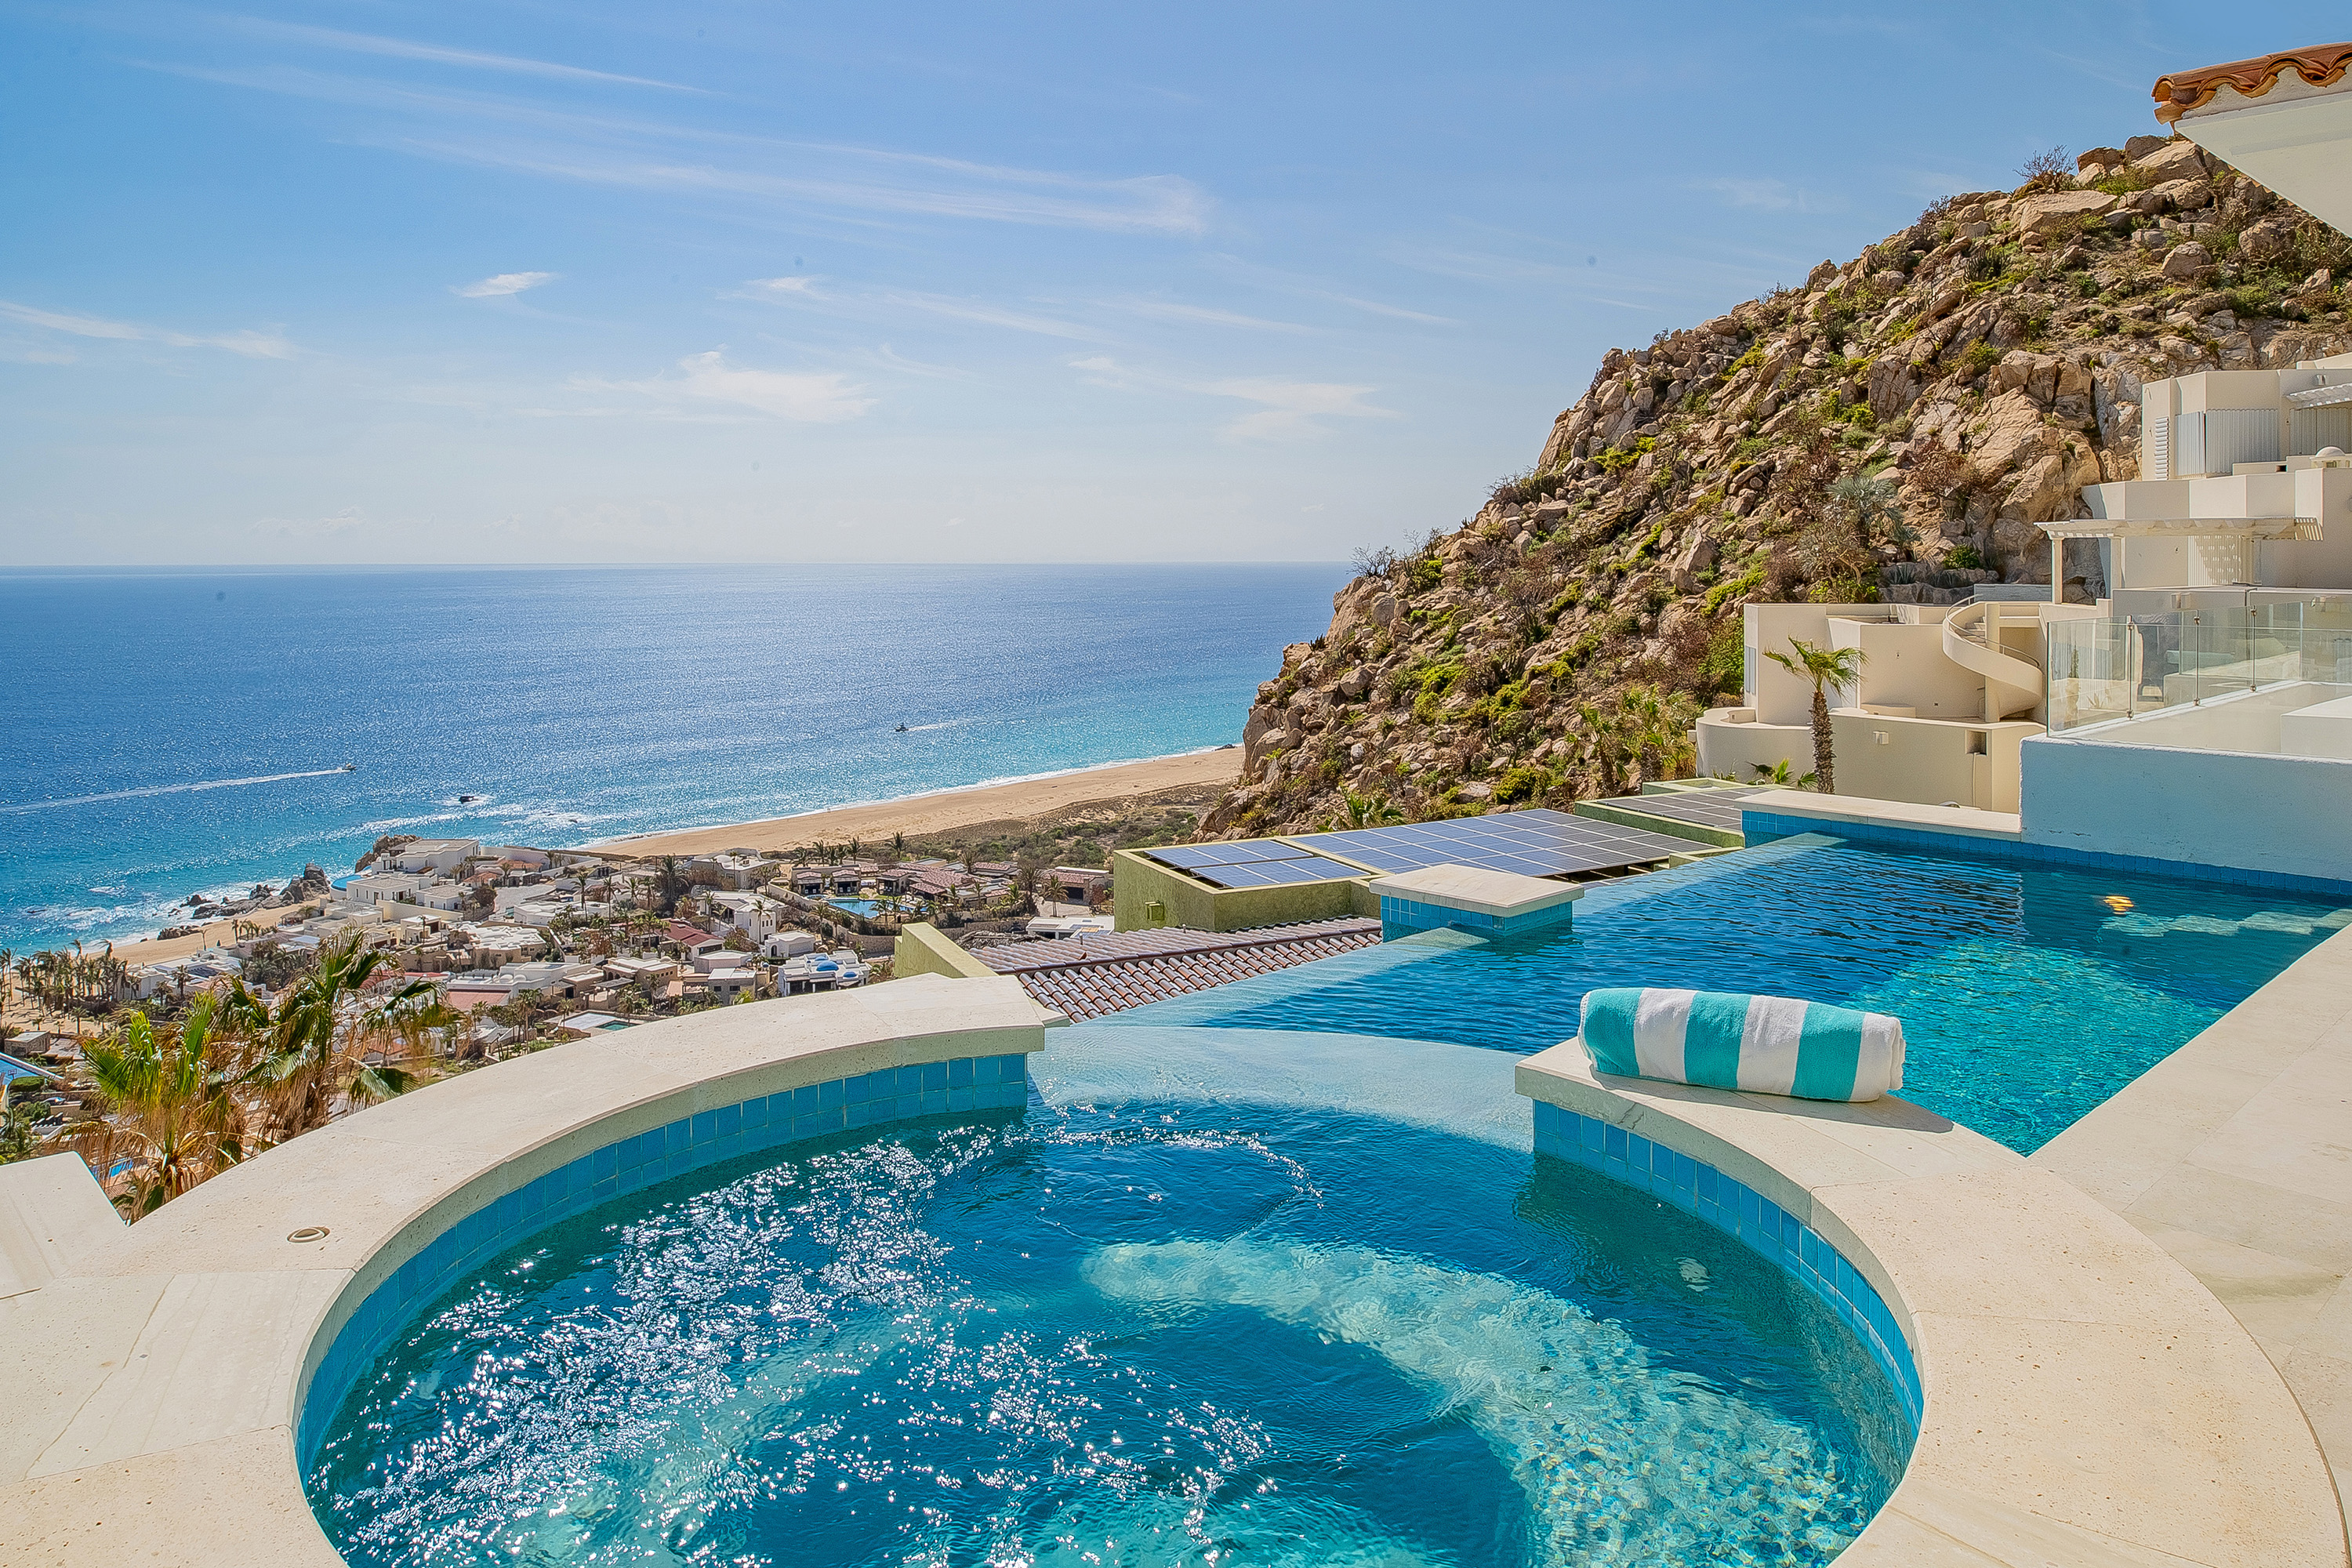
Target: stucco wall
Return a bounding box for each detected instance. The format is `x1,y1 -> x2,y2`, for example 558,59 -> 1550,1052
2022,731 -> 2352,884
1109,848 -> 1375,933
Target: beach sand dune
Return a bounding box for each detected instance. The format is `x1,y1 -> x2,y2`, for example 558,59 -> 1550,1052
590,750 -> 1238,860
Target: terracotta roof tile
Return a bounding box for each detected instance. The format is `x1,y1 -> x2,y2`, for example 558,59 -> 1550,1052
2155,43 -> 2352,122
975,916 -> 1383,1022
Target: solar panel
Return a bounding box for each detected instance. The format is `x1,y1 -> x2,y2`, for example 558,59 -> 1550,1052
1289,808 -> 1691,879
1590,788 -> 1768,831
1142,839 -> 1315,873
1181,855 -> 1367,890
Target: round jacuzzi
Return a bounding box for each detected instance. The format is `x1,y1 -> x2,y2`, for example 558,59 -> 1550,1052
305,1028 -> 1912,1566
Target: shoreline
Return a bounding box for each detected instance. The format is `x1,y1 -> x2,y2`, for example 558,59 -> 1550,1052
71,750 -> 1238,967
587,749 -> 1240,860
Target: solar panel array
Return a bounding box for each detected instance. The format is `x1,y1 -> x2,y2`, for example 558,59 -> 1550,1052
1595,787 -> 1769,832
1142,840 -> 1370,890
1288,807 -> 1692,879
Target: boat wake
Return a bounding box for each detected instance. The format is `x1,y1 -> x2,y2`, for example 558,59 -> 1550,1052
0,767 -> 354,816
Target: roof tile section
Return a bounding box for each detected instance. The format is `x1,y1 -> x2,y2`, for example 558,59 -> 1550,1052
975,918 -> 1382,1022
2154,43 -> 2352,122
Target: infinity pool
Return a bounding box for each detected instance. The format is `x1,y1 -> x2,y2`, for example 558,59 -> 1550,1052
1102,833 -> 2351,1152
308,1033 -> 1909,1567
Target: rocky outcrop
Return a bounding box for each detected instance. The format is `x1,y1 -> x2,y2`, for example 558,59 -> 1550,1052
1203,132 -> 2352,841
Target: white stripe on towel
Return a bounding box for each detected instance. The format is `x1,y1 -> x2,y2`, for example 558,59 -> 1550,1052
1632,989 -> 1696,1082
1738,994 -> 1809,1095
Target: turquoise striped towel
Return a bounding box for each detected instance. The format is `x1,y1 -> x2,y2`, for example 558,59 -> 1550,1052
1578,987 -> 1906,1103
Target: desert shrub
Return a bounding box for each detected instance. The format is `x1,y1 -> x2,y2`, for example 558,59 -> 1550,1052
1350,544 -> 1399,579
1698,622 -> 1744,696
2016,147 -> 2071,194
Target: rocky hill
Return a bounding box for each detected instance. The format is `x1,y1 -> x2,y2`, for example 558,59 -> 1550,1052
1200,132 -> 2352,840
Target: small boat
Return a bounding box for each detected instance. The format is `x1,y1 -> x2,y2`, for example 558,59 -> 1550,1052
457,793 -> 481,804
895,724 -> 909,732
341,763 -> 357,771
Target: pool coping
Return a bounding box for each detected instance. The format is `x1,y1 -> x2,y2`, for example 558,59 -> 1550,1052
2038,920 -> 2352,1542
1518,1045 -> 2350,1568
0,974 -> 1053,1567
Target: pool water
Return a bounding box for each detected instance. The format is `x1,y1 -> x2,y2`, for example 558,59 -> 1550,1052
1102,834 -> 2352,1153
308,1035 -> 1910,1567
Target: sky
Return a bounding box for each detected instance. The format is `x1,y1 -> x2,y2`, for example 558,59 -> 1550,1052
0,4 -> 2340,565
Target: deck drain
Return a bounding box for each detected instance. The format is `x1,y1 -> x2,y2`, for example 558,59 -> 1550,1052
287,1226 -> 330,1243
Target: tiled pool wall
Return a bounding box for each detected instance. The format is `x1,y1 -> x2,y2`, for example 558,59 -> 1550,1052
1377,893 -> 1577,941
1744,811 -> 2352,900
296,1053 -> 1033,1466
1530,1099 -> 1925,1432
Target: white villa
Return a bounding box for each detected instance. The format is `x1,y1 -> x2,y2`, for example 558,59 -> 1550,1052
1703,107 -> 2352,884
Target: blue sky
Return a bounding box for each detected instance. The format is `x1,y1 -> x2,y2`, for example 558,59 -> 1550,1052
0,4 -> 2335,564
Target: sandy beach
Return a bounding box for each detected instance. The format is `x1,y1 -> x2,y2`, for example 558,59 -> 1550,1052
590,750 -> 1240,860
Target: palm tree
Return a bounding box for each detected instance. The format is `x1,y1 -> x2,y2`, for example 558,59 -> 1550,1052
1620,684 -> 1700,785
1750,758 -> 1818,789
221,932 -> 432,1142
1574,701 -> 1636,796
1338,787 -> 1403,830
1763,637 -> 1865,794
68,997 -> 246,1216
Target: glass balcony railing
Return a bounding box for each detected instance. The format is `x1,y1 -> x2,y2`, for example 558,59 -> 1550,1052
2045,605 -> 2352,734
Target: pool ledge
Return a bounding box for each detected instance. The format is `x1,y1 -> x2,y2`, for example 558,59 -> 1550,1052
1518,1046 -> 2350,1568
0,974 -> 1053,1568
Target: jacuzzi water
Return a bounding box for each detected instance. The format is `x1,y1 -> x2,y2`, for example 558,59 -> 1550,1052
307,1033 -> 1911,1567
1102,833 -> 2352,1153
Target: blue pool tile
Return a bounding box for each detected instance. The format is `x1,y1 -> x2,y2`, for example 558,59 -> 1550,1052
949,1057 -> 974,1088
1603,1124 -> 1627,1161
713,1103 -> 741,1138
921,1089 -> 949,1115
818,1078 -> 844,1110
922,1061 -> 948,1092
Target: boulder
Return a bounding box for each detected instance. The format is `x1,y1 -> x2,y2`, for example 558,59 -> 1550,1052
1806,259 -> 1839,289
2239,216 -> 2297,266
2076,147 -> 2126,173
2123,133 -> 2175,162
1994,350 -> 2059,404
2146,177 -> 2210,212
1337,667 -> 1371,701
2162,241 -> 2216,282
2130,138 -> 2209,183
2013,189 -> 2117,238
1370,592 -> 1399,628
1867,354 -> 1920,422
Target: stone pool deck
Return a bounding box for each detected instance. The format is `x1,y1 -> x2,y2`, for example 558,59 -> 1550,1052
0,975 -> 1053,1566
1520,1046 -> 2347,1567
2039,920 -> 2352,1538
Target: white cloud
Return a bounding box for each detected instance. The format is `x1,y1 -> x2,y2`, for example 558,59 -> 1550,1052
1694,178 -> 1843,213
1069,356 -> 1395,441
228,19 -> 704,93
453,270 -> 557,298
1112,299 -> 1312,333
589,350 -> 874,423
744,277 -> 1100,340
1209,376 -> 1395,441
0,299 -> 292,358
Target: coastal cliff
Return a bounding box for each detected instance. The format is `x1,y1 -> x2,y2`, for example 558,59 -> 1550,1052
1203,133 -> 2352,839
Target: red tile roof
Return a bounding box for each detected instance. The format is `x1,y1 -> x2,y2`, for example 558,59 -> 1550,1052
2155,43 -> 2352,122
975,917 -> 1382,1022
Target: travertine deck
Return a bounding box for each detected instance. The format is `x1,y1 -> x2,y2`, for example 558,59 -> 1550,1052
2039,921 -> 2352,1537
1522,1046 -> 2348,1568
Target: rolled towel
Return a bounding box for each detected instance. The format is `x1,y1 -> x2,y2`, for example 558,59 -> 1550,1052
1579,987 -> 1905,1103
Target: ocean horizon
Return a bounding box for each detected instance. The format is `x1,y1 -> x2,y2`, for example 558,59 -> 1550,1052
0,563 -> 1340,954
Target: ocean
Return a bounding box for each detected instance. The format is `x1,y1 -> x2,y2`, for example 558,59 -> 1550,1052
0,564 -> 1340,955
